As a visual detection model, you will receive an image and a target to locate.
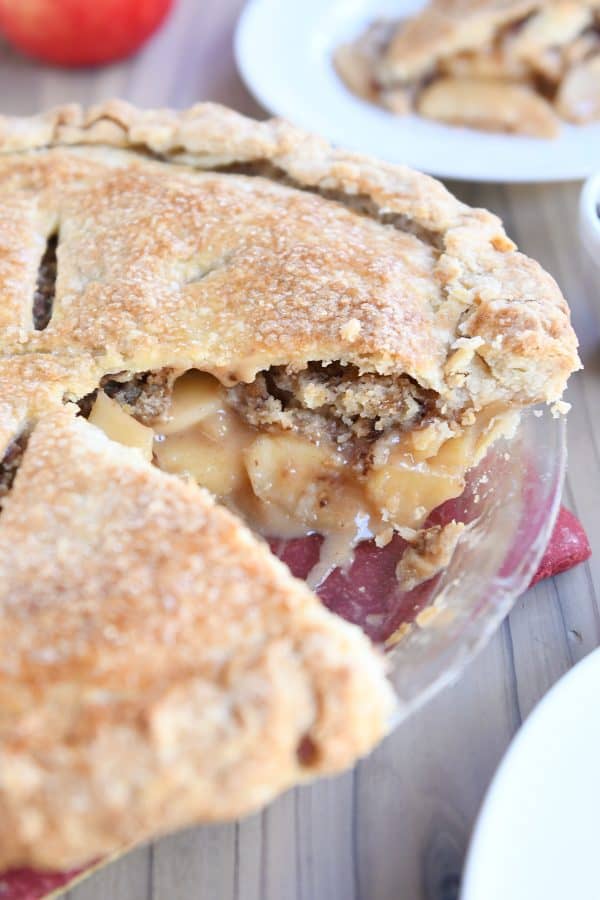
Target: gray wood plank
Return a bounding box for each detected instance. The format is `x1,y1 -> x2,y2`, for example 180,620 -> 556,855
294,774 -> 356,900
65,845 -> 152,900
354,620 -> 521,900
255,789 -> 298,900
152,823 -> 236,900
234,809 -> 263,900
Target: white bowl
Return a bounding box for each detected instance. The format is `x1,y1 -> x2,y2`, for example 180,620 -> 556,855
580,173 -> 600,273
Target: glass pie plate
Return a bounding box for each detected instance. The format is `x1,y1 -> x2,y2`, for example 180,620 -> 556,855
271,406 -> 566,726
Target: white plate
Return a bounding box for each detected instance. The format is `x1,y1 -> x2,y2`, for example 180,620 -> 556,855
234,0 -> 600,182
461,647 -> 600,900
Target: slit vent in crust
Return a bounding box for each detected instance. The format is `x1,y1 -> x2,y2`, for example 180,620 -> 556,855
0,430 -> 30,511
32,232 -> 58,331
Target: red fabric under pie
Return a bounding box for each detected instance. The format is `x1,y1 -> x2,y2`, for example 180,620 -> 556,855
530,505 -> 591,586
270,504 -> 591,642
0,865 -> 90,899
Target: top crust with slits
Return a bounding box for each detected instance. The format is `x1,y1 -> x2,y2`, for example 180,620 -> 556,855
0,100 -> 580,455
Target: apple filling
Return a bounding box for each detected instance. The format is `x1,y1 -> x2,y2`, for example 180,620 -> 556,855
86,366 -> 517,585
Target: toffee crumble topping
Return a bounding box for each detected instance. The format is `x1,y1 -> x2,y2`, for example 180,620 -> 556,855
78,368 -> 177,424
227,363 -> 437,445
80,362 -> 454,489
80,362 -> 441,447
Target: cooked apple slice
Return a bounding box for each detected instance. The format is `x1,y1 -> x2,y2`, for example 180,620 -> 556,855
508,4 -> 593,62
155,424 -> 248,497
88,391 -> 154,460
334,43 -> 378,102
333,20 -> 396,103
367,452 -> 465,529
161,370 -> 226,435
417,77 -> 560,137
440,46 -> 528,80
563,32 -> 600,69
245,434 -> 368,532
556,55 -> 600,123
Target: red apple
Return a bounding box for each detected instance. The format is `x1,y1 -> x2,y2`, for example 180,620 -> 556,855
0,0 -> 174,67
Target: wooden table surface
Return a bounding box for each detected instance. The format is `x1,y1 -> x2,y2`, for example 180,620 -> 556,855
2,2 -> 598,899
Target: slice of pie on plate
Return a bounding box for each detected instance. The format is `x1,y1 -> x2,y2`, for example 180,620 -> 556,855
0,101 -> 579,871
334,0 -> 600,137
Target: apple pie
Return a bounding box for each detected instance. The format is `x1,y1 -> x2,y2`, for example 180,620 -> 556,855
0,101 -> 579,870
334,0 -> 600,137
